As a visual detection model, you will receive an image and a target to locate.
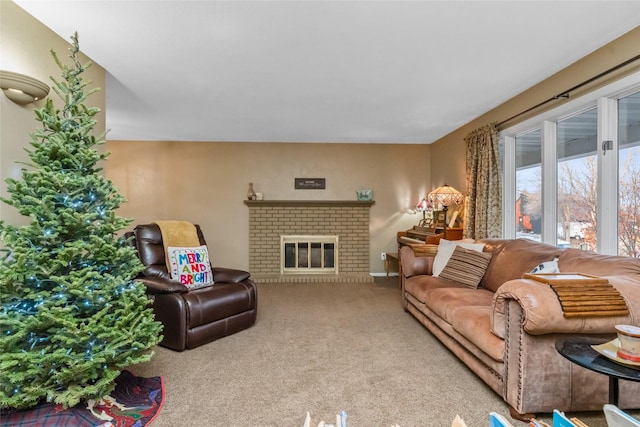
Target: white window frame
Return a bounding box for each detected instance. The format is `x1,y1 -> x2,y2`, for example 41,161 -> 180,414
500,70 -> 640,254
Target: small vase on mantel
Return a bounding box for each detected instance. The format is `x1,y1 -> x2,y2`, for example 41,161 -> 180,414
247,183 -> 257,200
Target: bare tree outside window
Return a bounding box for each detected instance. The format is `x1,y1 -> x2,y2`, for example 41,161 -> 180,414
618,92 -> 640,257
619,148 -> 640,257
558,158 -> 597,250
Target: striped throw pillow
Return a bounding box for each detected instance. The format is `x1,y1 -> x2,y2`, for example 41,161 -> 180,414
439,245 -> 493,288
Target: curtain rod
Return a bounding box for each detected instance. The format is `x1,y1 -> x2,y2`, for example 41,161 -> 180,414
496,53 -> 640,128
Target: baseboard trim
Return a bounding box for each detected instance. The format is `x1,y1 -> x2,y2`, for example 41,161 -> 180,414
252,273 -> 375,284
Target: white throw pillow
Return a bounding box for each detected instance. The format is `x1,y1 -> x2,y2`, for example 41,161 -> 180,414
167,245 -> 214,289
432,239 -> 485,277
529,257 -> 560,274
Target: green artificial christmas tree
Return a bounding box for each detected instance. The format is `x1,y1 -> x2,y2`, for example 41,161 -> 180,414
0,34 -> 162,410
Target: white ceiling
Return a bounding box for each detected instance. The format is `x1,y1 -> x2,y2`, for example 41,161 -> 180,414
13,1 -> 640,144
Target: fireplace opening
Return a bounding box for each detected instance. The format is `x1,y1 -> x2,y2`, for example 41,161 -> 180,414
281,235 -> 338,274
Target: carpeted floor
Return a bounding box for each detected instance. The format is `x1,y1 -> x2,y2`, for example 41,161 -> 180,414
134,277 -> 634,426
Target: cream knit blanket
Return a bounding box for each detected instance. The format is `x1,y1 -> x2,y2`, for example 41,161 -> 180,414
153,220 -> 201,269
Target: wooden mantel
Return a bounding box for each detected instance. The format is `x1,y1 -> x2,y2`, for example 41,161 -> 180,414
244,200 -> 374,207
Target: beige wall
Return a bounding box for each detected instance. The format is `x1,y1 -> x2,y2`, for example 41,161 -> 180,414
0,1 -> 106,226
430,26 -> 640,193
5,1 -> 638,274
105,141 -> 431,273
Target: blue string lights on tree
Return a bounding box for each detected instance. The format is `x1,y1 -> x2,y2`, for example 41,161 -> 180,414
0,33 -> 162,411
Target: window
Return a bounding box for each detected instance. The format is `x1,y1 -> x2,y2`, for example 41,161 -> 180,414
500,70 -> 640,255
556,109 -> 597,250
515,129 -> 542,238
618,92 -> 640,256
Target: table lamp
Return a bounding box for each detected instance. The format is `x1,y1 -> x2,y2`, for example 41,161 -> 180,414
415,197 -> 430,227
427,184 -> 463,239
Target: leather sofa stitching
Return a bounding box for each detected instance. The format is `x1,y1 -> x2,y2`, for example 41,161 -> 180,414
516,304 -> 525,410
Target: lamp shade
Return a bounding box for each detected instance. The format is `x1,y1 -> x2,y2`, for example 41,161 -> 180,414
428,184 -> 463,208
415,198 -> 429,212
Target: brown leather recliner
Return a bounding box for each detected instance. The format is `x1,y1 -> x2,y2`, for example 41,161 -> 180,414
128,223 -> 257,351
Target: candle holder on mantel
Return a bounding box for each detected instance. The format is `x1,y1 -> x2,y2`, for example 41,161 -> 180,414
247,183 -> 256,200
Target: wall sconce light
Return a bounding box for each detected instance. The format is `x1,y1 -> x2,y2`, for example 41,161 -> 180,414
0,70 -> 50,105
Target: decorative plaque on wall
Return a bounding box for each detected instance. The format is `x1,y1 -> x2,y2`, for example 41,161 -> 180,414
294,178 -> 326,189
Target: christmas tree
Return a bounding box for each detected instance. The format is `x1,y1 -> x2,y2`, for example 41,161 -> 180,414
0,33 -> 162,410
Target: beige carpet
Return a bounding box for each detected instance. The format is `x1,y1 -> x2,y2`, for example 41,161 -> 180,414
134,278 -> 634,426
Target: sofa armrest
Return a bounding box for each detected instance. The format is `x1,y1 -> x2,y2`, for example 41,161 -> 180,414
491,277 -> 636,338
136,276 -> 188,294
212,267 -> 251,283
399,245 -> 434,277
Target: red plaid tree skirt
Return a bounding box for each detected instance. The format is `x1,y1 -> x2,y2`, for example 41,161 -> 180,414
1,370 -> 164,427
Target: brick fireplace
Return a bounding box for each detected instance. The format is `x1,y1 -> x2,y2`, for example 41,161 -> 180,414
244,200 -> 374,283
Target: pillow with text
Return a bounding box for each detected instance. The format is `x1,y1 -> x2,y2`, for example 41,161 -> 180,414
167,245 -> 214,289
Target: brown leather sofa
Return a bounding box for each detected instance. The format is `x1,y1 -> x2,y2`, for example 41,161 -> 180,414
400,238 -> 640,419
129,223 -> 257,351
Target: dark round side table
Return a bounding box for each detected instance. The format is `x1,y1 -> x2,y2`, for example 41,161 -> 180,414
555,336 -> 640,406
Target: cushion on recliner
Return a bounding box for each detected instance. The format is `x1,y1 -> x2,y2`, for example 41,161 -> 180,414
167,245 -> 214,288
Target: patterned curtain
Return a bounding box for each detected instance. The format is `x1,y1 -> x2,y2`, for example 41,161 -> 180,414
464,123 -> 502,239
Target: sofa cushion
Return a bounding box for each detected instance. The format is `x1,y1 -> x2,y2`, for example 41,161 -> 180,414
439,246 -> 493,288
480,238 -> 563,293
432,239 -> 485,277
450,305 -> 504,362
559,249 -> 640,277
423,287 -> 495,325
404,275 -> 469,305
